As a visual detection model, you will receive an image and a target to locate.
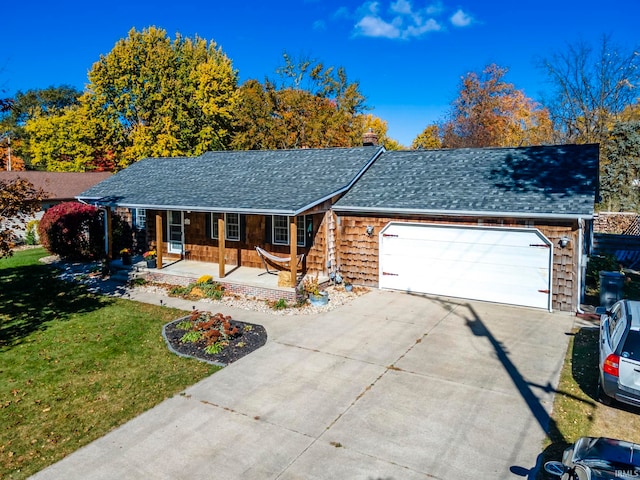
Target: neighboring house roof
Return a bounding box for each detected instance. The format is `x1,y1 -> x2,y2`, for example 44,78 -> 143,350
78,147 -> 385,215
333,144 -> 599,219
0,171 -> 112,202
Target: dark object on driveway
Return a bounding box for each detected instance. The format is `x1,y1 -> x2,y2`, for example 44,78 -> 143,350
597,300 -> 640,407
545,437 -> 640,479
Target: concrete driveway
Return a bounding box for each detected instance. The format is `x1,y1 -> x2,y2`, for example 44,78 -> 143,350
31,289 -> 575,480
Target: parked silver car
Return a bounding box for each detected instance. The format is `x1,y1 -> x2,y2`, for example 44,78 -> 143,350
597,300 -> 640,407
545,437 -> 640,479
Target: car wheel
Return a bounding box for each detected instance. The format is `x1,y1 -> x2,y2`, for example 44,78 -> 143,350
598,379 -> 613,406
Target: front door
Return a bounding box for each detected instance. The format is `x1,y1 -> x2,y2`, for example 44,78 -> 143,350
167,211 -> 184,254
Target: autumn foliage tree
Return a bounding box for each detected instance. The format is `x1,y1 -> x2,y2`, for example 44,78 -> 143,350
441,64 -> 553,148
0,178 -> 43,257
231,53 -> 369,149
412,124 -> 442,149
85,27 -> 239,168
2,86 -> 82,169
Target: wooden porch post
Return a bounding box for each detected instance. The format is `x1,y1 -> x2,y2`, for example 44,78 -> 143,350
105,208 -> 113,260
290,216 -> 297,287
155,213 -> 163,269
218,216 -> 225,278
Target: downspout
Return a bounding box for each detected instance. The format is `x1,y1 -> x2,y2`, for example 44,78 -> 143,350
576,218 -> 586,314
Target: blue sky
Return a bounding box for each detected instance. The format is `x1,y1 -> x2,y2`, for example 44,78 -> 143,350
2,0 -> 638,146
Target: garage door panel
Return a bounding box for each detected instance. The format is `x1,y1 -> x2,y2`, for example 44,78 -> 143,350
379,224 -> 552,310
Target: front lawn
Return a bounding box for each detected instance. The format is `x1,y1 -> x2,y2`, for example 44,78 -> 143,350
0,248 -> 220,479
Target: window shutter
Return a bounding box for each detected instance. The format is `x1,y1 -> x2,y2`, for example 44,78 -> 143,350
265,215 -> 272,244
305,216 -> 313,247
205,213 -> 212,239
240,215 -> 246,242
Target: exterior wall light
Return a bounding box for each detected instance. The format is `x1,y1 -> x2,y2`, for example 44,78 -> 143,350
559,236 -> 570,248
366,226 -> 374,237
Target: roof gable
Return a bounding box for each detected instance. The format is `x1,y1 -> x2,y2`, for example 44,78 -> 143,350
334,144 -> 599,218
78,147 -> 384,215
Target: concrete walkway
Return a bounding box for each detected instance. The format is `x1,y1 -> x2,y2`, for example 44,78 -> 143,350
31,287 -> 576,480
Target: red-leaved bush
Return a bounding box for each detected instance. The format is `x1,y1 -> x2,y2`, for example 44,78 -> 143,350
38,202 -> 104,260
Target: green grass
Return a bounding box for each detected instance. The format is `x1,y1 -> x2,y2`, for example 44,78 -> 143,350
0,248 -> 220,479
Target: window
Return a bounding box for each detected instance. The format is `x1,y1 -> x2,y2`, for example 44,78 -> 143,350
210,213 -> 241,241
226,213 -> 240,241
622,330 -> 640,362
133,209 -> 146,229
273,216 -> 289,245
272,215 -> 308,246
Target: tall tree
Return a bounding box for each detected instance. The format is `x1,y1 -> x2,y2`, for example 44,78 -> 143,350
85,26 -> 238,167
2,86 -> 83,169
599,120 -> 640,211
538,35 -> 640,144
231,53 -> 368,150
25,104 -> 111,171
442,64 -> 553,148
2,85 -> 81,128
412,124 -> 442,149
0,178 -> 43,257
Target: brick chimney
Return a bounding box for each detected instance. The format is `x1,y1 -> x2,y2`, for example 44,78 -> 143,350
362,128 -> 378,146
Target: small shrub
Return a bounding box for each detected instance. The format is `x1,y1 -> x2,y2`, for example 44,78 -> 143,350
271,298 -> 288,310
204,342 -> 225,355
180,331 -> 203,343
25,220 -> 39,245
176,320 -> 193,330
170,285 -> 191,296
169,281 -> 224,300
129,277 -> 147,287
197,275 -> 213,284
199,282 -> 224,300
177,311 -> 241,352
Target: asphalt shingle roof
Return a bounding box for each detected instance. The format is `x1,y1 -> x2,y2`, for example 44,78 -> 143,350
78,147 -> 383,215
334,144 -> 599,218
0,171 -> 112,200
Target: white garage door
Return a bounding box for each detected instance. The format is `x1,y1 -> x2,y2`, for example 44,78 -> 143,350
379,223 -> 553,310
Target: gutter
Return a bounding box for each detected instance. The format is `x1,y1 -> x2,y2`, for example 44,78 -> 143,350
576,217 -> 586,315
332,205 -> 594,221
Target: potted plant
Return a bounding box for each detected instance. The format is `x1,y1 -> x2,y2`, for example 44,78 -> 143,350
120,248 -> 132,265
344,279 -> 353,292
303,274 -> 328,306
143,249 -> 157,268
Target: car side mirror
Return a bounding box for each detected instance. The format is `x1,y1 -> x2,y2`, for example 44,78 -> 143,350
595,306 -> 608,315
544,461 -> 567,477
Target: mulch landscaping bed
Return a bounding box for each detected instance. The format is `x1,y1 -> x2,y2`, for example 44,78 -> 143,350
163,316 -> 267,366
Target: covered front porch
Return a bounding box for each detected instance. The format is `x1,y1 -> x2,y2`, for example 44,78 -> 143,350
141,258 -> 304,302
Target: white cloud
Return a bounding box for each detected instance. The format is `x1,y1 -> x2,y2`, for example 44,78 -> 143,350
355,15 -> 400,39
352,0 -> 462,40
450,8 -> 473,27
425,1 -> 444,15
391,0 -> 412,15
313,20 -> 326,30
